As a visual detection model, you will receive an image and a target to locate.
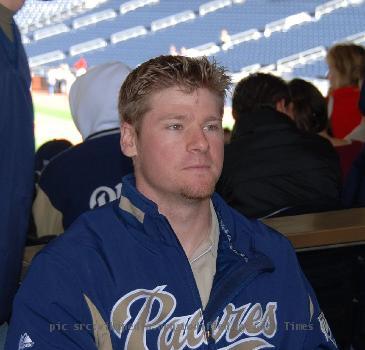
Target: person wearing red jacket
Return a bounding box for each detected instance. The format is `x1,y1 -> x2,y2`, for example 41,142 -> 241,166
327,43 -> 365,141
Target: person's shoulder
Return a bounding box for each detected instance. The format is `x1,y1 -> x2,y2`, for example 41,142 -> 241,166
233,208 -> 293,253
214,194 -> 293,254
221,134 -> 252,166
332,85 -> 360,99
39,201 -> 121,257
74,134 -> 133,168
82,132 -> 121,150
249,218 -> 293,252
308,133 -> 338,157
237,215 -> 297,267
39,146 -> 77,179
292,126 -> 336,153
26,201 -> 126,278
36,152 -> 76,202
38,140 -> 99,187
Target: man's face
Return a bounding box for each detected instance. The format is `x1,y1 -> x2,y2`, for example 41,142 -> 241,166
121,86 -> 224,204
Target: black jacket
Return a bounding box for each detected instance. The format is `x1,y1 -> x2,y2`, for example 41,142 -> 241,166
216,107 -> 341,218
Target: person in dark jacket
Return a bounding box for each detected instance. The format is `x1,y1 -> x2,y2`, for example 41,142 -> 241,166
32,62 -> 133,236
216,73 -> 341,218
34,139 -> 73,184
0,0 -> 35,326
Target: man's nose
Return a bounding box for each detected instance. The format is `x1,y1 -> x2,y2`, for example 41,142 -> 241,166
186,127 -> 209,152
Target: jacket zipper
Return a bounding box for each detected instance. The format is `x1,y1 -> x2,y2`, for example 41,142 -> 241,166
159,216 -> 215,349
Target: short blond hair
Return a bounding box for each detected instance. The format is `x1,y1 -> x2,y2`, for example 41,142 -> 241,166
327,43 -> 365,87
118,55 -> 231,131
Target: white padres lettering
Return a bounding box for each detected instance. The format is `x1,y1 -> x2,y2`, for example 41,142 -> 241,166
110,285 -> 277,350
89,183 -> 122,209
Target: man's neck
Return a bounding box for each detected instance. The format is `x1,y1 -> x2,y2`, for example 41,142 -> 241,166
0,1 -> 21,12
158,196 -> 212,259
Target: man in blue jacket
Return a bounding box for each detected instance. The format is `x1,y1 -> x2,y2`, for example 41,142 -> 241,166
6,55 -> 337,349
0,0 -> 34,326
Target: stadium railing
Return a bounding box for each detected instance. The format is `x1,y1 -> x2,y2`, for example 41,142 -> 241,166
263,207 -> 365,250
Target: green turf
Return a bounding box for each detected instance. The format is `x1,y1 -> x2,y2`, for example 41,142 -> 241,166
34,104 -> 72,121
33,101 -> 77,149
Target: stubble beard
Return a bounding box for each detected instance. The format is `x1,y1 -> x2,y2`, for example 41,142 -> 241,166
179,180 -> 216,201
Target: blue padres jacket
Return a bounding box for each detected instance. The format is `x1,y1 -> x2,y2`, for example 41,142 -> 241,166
0,20 -> 34,324
6,175 -> 337,349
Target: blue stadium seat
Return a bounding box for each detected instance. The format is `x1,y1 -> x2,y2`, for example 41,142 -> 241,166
20,0 -> 365,77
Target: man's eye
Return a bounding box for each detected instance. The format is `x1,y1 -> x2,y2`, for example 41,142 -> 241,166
204,124 -> 221,131
167,124 -> 183,130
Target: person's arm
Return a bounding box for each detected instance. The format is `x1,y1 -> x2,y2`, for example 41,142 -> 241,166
255,220 -> 338,349
5,250 -> 102,349
301,275 -> 338,349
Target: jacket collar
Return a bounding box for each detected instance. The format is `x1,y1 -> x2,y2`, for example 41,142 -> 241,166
85,127 -> 120,141
117,174 -> 275,318
118,175 -> 264,260
119,174 -> 160,219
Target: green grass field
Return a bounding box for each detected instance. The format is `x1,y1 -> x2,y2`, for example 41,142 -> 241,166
33,92 -> 82,149
34,104 -> 71,120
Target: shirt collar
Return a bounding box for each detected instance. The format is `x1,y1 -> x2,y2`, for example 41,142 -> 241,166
189,201 -> 219,263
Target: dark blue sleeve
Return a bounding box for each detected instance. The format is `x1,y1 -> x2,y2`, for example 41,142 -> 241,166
0,22 -> 35,324
254,220 -> 338,349
5,251 -> 98,349
300,275 -> 338,349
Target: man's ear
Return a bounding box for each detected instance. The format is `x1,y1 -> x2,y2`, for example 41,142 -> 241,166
276,98 -> 289,116
120,122 -> 137,157
284,101 -> 295,120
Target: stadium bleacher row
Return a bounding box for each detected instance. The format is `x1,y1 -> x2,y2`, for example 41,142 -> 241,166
16,0 -> 92,33
16,0 -> 365,80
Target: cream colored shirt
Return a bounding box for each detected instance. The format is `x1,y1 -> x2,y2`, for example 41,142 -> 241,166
189,201 -> 219,309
